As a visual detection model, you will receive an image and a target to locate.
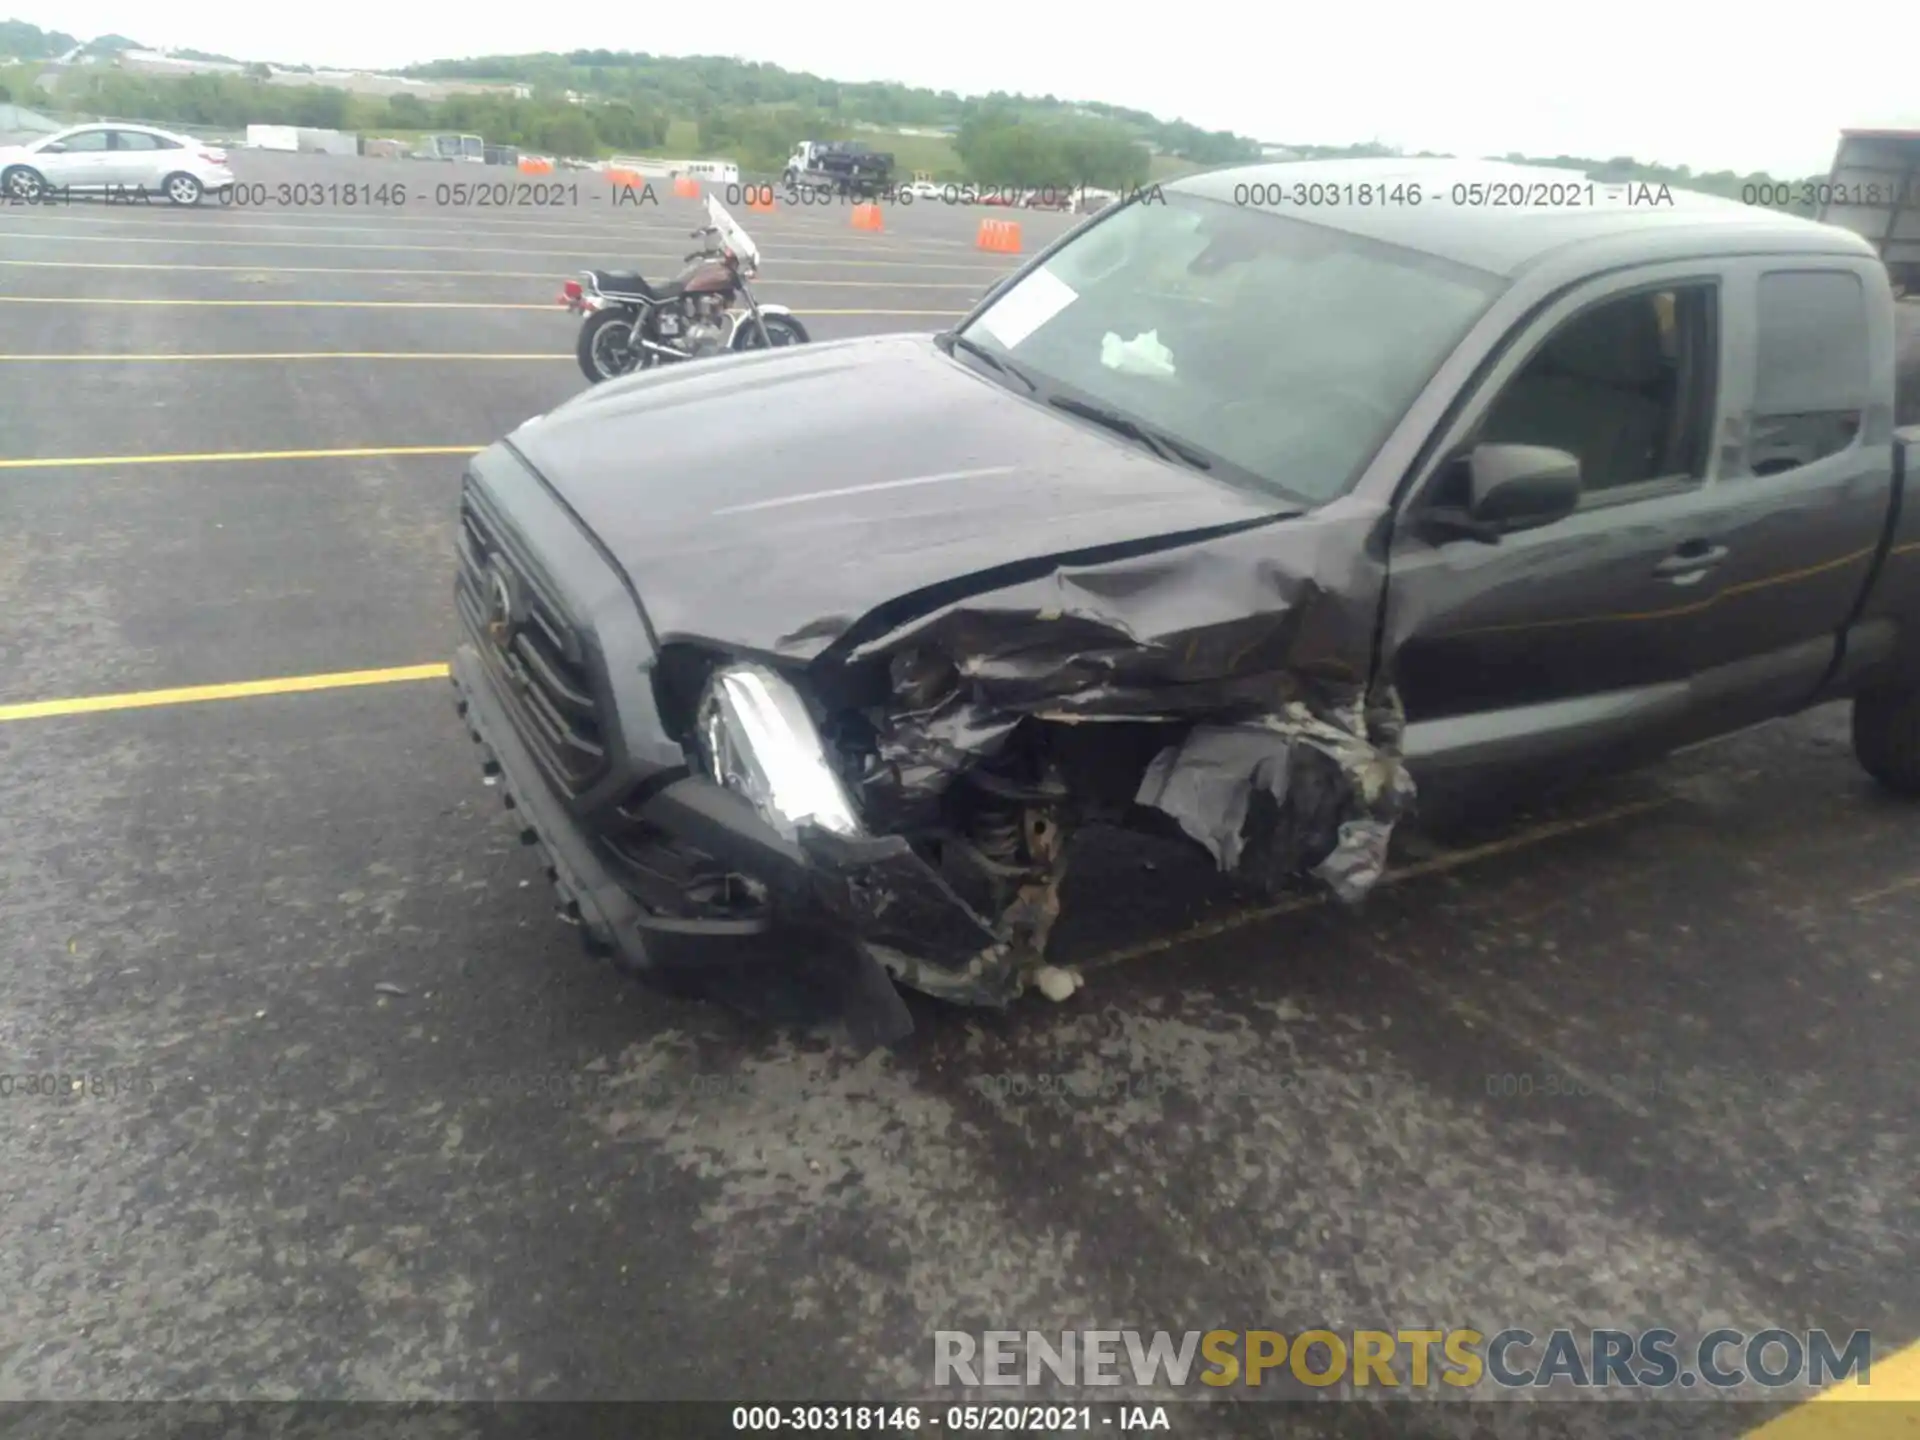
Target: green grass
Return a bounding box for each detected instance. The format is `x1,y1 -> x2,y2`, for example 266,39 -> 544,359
865,132 -> 962,177
1147,153 -> 1204,182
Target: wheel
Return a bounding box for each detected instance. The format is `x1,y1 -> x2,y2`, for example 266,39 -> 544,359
1853,687 -> 1920,796
733,313 -> 809,350
3,165 -> 45,202
576,308 -> 644,383
162,172 -> 203,206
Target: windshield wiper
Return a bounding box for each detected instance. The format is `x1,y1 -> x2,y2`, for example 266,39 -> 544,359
943,331 -> 1037,393
1047,394 -> 1213,472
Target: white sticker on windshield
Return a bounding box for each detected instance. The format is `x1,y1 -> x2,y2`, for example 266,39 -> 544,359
976,268 -> 1078,349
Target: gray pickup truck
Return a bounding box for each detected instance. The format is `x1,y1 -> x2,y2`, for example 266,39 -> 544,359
449,159 -> 1920,1044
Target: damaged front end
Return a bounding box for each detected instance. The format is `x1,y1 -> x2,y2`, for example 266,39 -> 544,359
681,537 -> 1415,1014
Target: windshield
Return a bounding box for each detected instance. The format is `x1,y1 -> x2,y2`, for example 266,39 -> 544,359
706,194 -> 760,270
957,193 -> 1505,504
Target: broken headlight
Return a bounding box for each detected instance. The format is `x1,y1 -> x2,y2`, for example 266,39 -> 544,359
694,664 -> 863,840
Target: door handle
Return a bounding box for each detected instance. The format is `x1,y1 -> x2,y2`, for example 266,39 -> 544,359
1654,542 -> 1729,579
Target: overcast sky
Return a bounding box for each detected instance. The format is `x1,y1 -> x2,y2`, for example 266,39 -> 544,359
11,0 -> 1916,177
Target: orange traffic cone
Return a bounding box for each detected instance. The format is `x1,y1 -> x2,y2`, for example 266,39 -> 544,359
850,202 -> 884,232
606,167 -> 641,187
745,184 -> 776,213
673,175 -> 700,199
976,218 -> 1023,253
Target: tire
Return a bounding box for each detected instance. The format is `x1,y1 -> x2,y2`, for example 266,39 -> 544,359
1853,686 -> 1920,796
161,172 -> 203,206
733,313 -> 809,350
576,308 -> 644,383
2,165 -> 45,202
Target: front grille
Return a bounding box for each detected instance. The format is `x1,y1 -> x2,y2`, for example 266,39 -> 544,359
455,480 -> 608,797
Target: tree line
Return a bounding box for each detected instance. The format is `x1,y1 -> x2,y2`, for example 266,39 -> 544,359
7,61 -> 1160,187
10,66 -> 670,154
405,48 -> 1259,166
1,20 -> 1833,199
953,108 -> 1152,190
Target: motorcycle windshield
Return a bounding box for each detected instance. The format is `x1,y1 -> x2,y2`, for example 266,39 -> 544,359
706,194 -> 760,271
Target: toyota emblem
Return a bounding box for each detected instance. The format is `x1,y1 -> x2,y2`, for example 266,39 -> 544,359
486,565 -> 515,645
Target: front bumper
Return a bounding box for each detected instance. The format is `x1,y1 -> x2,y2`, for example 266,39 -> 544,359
452,643 -> 984,1046
450,443 -> 1039,1043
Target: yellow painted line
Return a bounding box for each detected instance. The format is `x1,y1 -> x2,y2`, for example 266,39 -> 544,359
0,297 -> 964,315
1851,871 -> 1920,905
0,664 -> 451,723
1743,1338 -> 1920,1436
1081,798 -> 1672,972
0,228 -> 1009,271
0,352 -> 569,362
0,259 -> 989,289
0,445 -> 483,471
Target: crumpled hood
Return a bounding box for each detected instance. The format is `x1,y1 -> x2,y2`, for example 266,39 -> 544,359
504,334 -> 1289,659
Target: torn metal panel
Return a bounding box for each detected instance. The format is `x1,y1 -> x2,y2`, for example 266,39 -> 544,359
853,684 -> 1023,831
830,504 -> 1411,915
796,826 -> 1002,963
1134,689 -> 1414,905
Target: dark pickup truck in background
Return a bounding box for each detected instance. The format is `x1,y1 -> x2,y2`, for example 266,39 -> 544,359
449,159 -> 1920,1043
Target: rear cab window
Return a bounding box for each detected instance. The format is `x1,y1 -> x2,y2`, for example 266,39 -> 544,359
1744,271 -> 1869,476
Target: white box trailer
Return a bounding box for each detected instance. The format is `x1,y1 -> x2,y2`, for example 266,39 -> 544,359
608,155 -> 677,179
295,128 -> 357,156
247,124 -> 299,152
1819,129 -> 1920,293
607,156 -> 740,184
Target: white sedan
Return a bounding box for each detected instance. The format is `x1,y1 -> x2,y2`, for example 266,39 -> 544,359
0,122 -> 235,205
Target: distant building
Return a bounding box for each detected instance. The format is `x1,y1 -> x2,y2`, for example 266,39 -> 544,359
258,66 -> 527,101
119,49 -> 247,76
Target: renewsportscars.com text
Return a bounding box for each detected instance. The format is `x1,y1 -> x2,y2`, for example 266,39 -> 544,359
934,1328 -> 1874,1390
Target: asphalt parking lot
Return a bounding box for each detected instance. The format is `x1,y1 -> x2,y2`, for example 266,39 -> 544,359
0,153 -> 1914,1434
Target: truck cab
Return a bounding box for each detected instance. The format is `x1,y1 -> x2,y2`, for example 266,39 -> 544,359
447,159 -> 1920,1036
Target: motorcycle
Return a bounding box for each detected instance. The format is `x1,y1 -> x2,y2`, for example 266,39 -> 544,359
560,193 -> 811,383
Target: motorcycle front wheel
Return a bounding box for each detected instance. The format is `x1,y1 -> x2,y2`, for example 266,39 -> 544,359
733,313 -> 810,350
577,309 -> 647,383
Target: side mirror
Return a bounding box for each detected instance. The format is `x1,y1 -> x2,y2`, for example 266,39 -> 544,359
41,141 -> 67,154
1419,443 -> 1582,543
